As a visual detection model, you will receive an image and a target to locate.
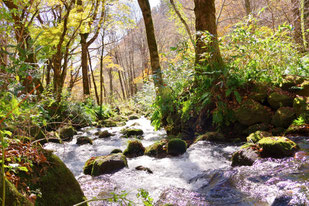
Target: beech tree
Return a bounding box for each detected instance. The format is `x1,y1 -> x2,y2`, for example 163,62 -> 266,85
194,0 -> 223,68
137,0 -> 164,95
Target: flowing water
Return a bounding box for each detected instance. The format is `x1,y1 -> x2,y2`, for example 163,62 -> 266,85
44,117 -> 309,206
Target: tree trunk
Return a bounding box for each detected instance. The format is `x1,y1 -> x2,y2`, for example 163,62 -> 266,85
81,33 -> 91,95
88,49 -> 100,104
194,0 -> 223,69
137,0 -> 164,95
244,0 -> 251,16
46,60 -> 51,86
108,68 -> 113,103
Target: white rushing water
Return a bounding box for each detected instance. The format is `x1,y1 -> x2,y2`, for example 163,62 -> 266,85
44,117 -> 309,205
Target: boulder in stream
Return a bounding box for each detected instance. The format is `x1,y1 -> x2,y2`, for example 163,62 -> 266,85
128,114 -> 139,120
257,136 -> 299,158
123,140 -> 145,158
231,147 -> 259,167
271,107 -> 296,128
135,166 -> 153,174
195,132 -> 225,143
83,153 -> 128,176
121,128 -> 144,138
96,130 -> 113,138
145,140 -> 167,158
59,125 -> 77,141
167,138 -> 187,156
110,149 -> 122,154
76,136 -> 93,145
246,131 -> 272,143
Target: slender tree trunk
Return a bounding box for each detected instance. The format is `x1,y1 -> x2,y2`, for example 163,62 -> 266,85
170,0 -> 194,46
244,0 -> 251,16
194,0 -> 223,69
46,60 -> 51,86
137,0 -> 164,95
115,52 -> 126,100
292,0 -> 303,45
81,33 -> 91,95
88,50 -> 100,104
108,68 -> 113,103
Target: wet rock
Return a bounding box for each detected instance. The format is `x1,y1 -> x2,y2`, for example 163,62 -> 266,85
285,124 -> 309,136
135,166 -> 153,174
101,119 -> 117,127
83,153 -> 128,176
110,149 -> 122,154
167,138 -> 187,156
96,130 -> 113,138
246,131 -> 272,143
235,99 -> 271,126
231,147 -> 259,167
59,125 -> 77,141
271,107 -> 296,128
76,136 -> 93,145
268,92 -> 294,109
245,123 -> 273,135
121,128 -> 144,138
195,132 -> 225,143
144,140 -> 167,158
257,137 -> 299,158
123,140 -> 145,158
128,115 -> 139,120
271,195 -> 293,206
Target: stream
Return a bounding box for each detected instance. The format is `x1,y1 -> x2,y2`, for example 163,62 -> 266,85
44,117 -> 309,206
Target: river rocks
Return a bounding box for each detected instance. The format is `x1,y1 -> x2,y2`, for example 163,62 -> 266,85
123,140 -> 145,158
295,80 -> 309,97
195,132 -> 225,143
101,119 -> 117,127
35,151 -> 86,205
76,136 -> 93,145
246,131 -> 272,143
121,128 -> 144,138
128,115 -> 139,120
110,149 -> 122,154
96,130 -> 113,138
235,99 -> 271,126
135,166 -> 153,174
59,125 -> 77,141
167,138 -> 187,156
83,153 -> 128,176
271,107 -> 296,128
245,123 -> 272,135
257,137 -> 299,158
145,140 -> 167,158
231,147 -> 259,166
268,92 -> 294,109
293,96 -> 309,115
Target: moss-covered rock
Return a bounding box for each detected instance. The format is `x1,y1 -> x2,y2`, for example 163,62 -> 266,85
231,147 -> 259,167
96,130 -> 113,138
35,152 -> 86,205
194,132 -> 225,143
135,166 -> 153,174
84,154 -> 128,176
101,119 -> 118,127
257,137 -> 299,158
0,176 -> 33,206
268,92 -> 294,109
123,140 -> 145,158
59,125 -> 77,141
281,75 -> 305,91
271,107 -> 296,128
121,128 -> 144,138
167,138 -> 187,156
293,96 -> 309,115
235,99 -> 271,126
145,140 -> 167,158
295,80 -> 309,97
128,115 -> 139,120
246,131 -> 272,143
245,123 -> 273,135
76,136 -> 93,145
285,123 -> 309,136
110,149 -> 123,154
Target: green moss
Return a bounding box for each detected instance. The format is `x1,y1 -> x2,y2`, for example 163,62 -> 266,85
0,176 -> 33,206
123,140 -> 145,158
121,128 -> 144,138
268,92 -> 293,109
145,140 -> 167,158
35,152 -> 86,206
257,136 -> 299,158
76,136 -> 93,145
59,125 -> 76,141
194,132 -> 225,143
128,115 -> 139,120
97,130 -> 113,138
167,138 -> 187,156
246,131 -> 272,143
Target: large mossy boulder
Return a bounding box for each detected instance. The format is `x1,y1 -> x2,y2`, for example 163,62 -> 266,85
121,128 -> 144,138
96,130 -> 113,138
295,80 -> 309,97
59,125 -> 77,141
231,147 -> 259,167
123,140 -> 145,158
267,92 -> 294,109
83,154 -> 128,176
246,131 -> 272,143
257,137 -> 299,158
271,107 -> 296,128
76,136 -> 93,145
167,138 -> 187,156
194,132 -> 225,143
293,96 -> 309,115
145,140 -> 167,158
35,152 -> 86,206
235,99 -> 271,126
0,176 -> 33,206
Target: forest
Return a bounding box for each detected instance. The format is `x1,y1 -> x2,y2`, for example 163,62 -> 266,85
0,0 -> 308,205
